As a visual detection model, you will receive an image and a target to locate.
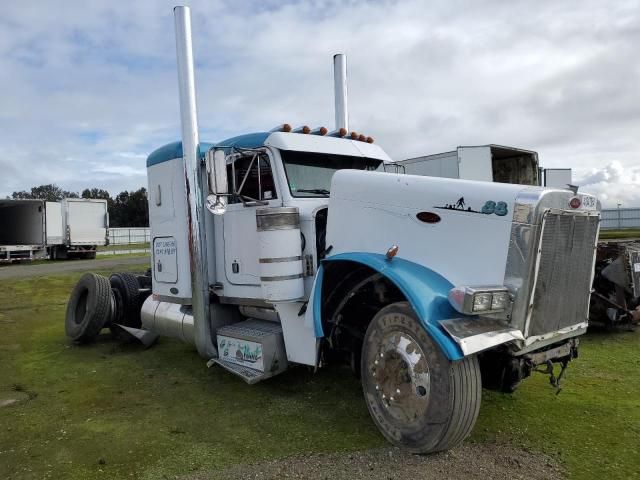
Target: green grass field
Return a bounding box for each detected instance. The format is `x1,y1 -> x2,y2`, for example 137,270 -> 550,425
0,267 -> 639,479
98,243 -> 150,252
599,228 -> 640,240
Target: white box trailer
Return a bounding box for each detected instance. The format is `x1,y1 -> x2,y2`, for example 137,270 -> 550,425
398,144 -> 541,186
0,199 -> 63,261
0,198 -> 109,262
51,199 -> 109,259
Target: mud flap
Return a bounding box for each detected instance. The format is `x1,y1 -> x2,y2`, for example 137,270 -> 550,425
112,324 -> 159,348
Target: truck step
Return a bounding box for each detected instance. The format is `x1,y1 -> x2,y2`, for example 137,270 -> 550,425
210,358 -> 265,385
214,319 -> 288,384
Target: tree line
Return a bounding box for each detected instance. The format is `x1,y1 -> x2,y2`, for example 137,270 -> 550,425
9,184 -> 149,227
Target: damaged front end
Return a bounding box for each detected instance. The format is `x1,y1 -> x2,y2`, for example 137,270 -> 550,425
590,241 -> 640,328
443,190 -> 601,393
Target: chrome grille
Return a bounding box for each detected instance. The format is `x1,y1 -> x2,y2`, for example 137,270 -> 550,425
528,211 -> 599,336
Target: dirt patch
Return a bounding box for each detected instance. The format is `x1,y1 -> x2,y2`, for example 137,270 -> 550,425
0,255 -> 149,280
184,443 -> 564,480
0,391 -> 30,408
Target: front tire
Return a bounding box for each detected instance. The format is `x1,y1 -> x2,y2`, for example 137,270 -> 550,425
361,302 -> 481,453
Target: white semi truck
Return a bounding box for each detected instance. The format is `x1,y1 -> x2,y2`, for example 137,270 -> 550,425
65,6 -> 601,454
0,198 -> 108,261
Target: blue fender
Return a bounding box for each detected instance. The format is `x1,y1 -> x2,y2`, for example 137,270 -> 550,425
314,252 -> 465,361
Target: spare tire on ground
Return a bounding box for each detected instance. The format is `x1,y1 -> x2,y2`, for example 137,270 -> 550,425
65,272 -> 113,343
109,272 -> 143,328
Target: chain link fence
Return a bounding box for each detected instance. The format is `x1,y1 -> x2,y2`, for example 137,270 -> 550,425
108,227 -> 150,245
600,208 -> 640,229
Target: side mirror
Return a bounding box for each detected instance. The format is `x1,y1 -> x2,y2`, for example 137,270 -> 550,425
205,149 -> 228,215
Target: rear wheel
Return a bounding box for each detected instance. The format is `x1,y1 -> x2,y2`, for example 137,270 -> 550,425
361,302 -> 481,453
109,272 -> 143,328
65,273 -> 112,343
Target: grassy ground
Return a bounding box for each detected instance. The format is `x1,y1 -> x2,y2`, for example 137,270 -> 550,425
98,243 -> 150,252
599,228 -> 640,240
0,268 -> 639,479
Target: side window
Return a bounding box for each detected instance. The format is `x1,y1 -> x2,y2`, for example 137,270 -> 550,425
226,154 -> 277,204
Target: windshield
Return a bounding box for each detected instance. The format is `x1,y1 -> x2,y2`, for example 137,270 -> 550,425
281,150 -> 383,197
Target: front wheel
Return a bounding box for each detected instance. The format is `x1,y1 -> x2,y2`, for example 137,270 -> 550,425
361,302 -> 481,453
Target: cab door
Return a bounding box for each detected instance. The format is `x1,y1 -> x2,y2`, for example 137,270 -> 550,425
223,152 -> 281,285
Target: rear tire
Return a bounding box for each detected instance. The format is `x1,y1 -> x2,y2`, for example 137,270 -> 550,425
65,273 -> 112,343
361,301 -> 481,454
109,272 -> 142,328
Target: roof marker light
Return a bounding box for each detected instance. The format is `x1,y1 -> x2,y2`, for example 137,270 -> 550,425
366,136 -> 374,144
358,134 -> 366,142
350,131 -> 358,140
311,127 -> 328,136
293,125 -> 311,134
270,124 -> 292,132
328,127 -> 348,137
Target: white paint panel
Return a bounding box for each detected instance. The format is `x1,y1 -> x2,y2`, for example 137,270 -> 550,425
265,132 -> 391,162
457,146 -> 493,182
45,202 -> 63,245
277,301 -> 317,366
544,169 -> 572,188
327,170 -> 529,287
147,158 -> 192,300
64,199 -> 108,245
399,153 -> 459,178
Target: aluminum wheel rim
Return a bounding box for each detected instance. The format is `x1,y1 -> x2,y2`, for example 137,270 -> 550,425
369,331 -> 431,423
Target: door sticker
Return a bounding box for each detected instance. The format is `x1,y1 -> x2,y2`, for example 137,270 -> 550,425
153,236 -> 178,283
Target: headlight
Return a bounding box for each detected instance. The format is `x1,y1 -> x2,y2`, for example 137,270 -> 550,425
448,286 -> 512,315
472,293 -> 492,312
491,291 -> 510,311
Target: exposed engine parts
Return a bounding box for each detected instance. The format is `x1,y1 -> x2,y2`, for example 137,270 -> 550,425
590,241 -> 640,328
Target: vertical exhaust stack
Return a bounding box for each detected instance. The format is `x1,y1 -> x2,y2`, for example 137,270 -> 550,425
333,54 -> 349,132
173,6 -> 217,359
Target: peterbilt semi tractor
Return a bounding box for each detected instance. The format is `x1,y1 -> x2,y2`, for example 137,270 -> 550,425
65,6 -> 601,454
0,198 -> 108,262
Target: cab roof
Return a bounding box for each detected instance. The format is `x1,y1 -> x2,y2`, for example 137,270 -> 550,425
146,131 -> 391,167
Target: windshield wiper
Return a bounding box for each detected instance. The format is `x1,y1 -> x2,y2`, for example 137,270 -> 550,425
296,188 -> 330,196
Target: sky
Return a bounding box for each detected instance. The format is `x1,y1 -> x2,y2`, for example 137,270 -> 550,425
1,0 -> 638,207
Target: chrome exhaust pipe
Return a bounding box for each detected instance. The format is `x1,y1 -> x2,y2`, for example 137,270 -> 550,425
333,53 -> 348,132
173,6 -> 216,359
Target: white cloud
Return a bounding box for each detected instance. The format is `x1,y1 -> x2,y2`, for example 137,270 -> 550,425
0,0 -> 639,206
575,161 -> 640,208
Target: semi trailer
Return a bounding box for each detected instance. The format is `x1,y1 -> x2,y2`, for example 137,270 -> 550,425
50,198 -> 110,260
0,198 -> 108,262
65,6 -> 601,454
0,199 -> 61,261
398,145 -> 573,189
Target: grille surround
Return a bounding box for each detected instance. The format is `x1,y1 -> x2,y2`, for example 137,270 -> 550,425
526,210 -> 600,337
